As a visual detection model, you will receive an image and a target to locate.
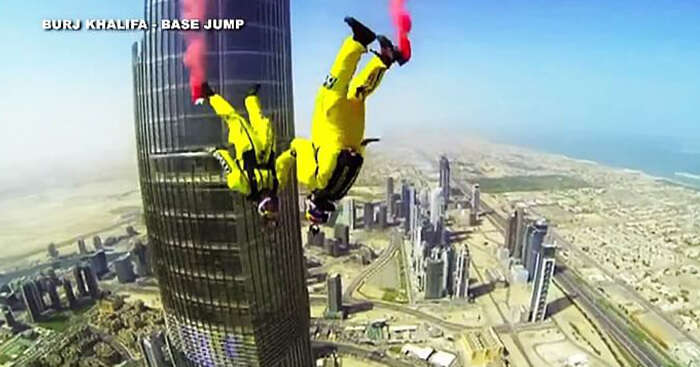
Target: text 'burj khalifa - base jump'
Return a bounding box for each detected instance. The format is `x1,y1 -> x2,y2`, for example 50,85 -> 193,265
132,0 -> 312,366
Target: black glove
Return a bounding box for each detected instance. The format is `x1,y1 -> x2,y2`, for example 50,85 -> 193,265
247,83 -> 261,97
201,82 -> 216,98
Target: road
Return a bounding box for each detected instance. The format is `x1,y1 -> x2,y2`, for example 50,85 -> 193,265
458,180 -> 669,367
342,230 -> 478,333
549,230 -> 700,348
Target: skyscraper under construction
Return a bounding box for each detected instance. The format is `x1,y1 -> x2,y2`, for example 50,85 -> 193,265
131,0 -> 311,365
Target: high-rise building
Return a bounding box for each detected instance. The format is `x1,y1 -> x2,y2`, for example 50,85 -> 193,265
334,224 -> 349,246
20,281 -> 43,323
425,256 -> 445,300
363,202 -> 374,229
504,211 -> 518,256
93,236 -> 103,251
439,155 -> 450,209
46,279 -> 61,310
407,187 -> 417,236
400,181 -> 410,219
47,243 -> 59,259
453,246 -> 470,299
429,187 -> 444,228
82,264 -> 100,300
512,204 -> 528,260
307,229 -> 325,247
73,265 -> 88,297
377,205 -> 388,229
1,306 -> 17,329
62,278 -> 77,309
524,219 -> 548,280
90,250 -> 109,278
439,246 -> 453,295
471,183 -> 480,214
132,1 -> 311,365
140,331 -> 170,367
386,177 -> 394,221
326,273 -> 343,317
529,243 -> 556,322
132,240 -> 152,277
344,199 -> 356,230
115,256 -> 137,284
77,239 -> 88,255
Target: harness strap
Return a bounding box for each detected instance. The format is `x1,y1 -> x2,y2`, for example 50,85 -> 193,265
313,149 -> 364,202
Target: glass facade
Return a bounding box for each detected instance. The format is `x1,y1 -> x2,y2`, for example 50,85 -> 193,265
132,1 -> 311,366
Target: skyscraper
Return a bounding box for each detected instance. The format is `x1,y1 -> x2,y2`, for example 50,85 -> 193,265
115,256 -> 137,284
93,236 -> 103,251
523,219 -> 548,280
453,246 -> 470,299
505,210 -> 518,256
46,278 -> 61,310
77,239 -> 88,255
377,205 -> 388,229
363,202 -> 375,229
439,155 -> 450,210
471,183 -> 480,214
407,187 -> 417,236
82,264 -> 100,300
334,224 -> 349,246
429,187 -> 444,229
1,306 -> 17,329
132,240 -> 152,277
132,1 -> 310,365
400,181 -> 410,219
425,254 -> 445,300
90,250 -> 109,278
529,243 -> 556,322
20,281 -> 43,323
386,177 -> 394,221
512,204 -> 528,260
326,273 -> 343,317
47,243 -> 59,259
62,278 -> 77,309
73,265 -> 88,297
344,199 -> 356,230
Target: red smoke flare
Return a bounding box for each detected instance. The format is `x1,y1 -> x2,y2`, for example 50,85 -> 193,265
182,0 -> 208,102
390,0 -> 412,62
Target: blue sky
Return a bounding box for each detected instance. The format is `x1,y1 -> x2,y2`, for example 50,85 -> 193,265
0,0 -> 699,182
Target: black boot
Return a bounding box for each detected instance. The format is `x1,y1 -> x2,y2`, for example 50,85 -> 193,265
375,35 -> 408,67
247,83 -> 261,97
344,16 -> 376,47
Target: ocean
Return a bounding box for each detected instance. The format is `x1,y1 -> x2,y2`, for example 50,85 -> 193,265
486,130 -> 700,190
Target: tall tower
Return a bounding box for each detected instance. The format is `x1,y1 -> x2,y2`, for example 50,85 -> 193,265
429,187 -> 443,229
512,203 -> 528,260
452,246 -> 470,299
529,243 -> 556,322
326,273 -> 343,317
438,155 -> 450,210
132,1 -> 311,366
386,177 -> 394,221
523,219 -> 548,280
471,183 -> 480,214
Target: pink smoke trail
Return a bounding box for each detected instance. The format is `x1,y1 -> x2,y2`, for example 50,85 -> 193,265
182,0 -> 207,103
390,0 -> 412,62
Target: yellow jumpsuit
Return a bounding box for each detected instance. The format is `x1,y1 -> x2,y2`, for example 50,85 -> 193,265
208,93 -> 277,197
276,36 -> 388,192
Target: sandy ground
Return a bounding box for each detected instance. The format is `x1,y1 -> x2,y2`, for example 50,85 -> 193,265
0,177 -> 141,266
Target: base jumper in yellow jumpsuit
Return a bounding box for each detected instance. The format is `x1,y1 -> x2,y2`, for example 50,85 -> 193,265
276,17 -> 408,228
198,82 -> 280,222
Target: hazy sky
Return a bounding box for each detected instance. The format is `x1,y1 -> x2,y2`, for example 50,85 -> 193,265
1,0 -> 699,186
